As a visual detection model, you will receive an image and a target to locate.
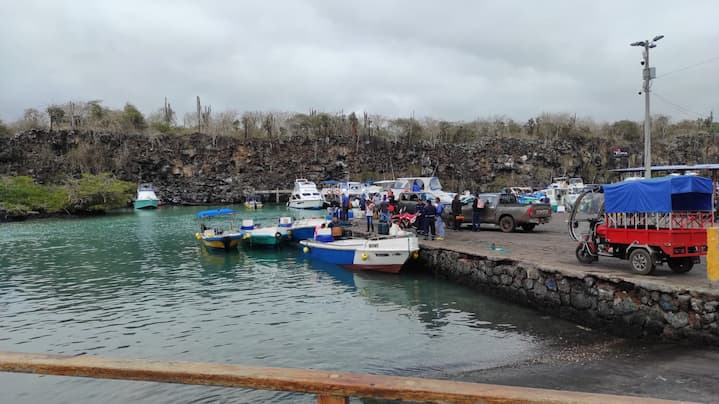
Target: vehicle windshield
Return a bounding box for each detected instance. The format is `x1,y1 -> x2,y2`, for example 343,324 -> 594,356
429,177 -> 442,191
393,180 -> 408,189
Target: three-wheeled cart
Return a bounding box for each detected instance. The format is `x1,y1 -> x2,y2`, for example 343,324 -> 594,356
568,176 -> 714,275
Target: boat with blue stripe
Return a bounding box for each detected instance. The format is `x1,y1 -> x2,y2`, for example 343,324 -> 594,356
195,208 -> 244,251
300,230 -> 419,274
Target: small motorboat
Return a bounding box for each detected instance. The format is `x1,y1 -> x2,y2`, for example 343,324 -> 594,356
300,230 -> 419,273
244,194 -> 264,210
240,217 -> 292,247
195,208 -> 244,251
288,217 -> 327,241
134,183 -> 160,209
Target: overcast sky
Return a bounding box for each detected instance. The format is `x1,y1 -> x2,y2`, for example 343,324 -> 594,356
1,0 -> 717,123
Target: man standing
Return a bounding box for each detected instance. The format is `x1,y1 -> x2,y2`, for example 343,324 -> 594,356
435,197 -> 445,240
472,192 -> 484,232
422,198 -> 436,240
341,192 -> 350,221
451,194 -> 462,230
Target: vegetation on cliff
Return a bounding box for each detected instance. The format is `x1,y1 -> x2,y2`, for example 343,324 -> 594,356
0,174 -> 135,218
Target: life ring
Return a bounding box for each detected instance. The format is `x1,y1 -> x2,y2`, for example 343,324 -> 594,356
275,232 -> 282,239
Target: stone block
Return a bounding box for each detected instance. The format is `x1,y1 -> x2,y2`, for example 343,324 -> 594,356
557,278 -> 571,293
690,298 -> 704,313
526,267 -> 541,280
705,301 -> 718,313
677,295 -> 691,311
571,293 -> 594,310
545,278 -> 557,291
659,294 -> 677,312
583,276 -> 596,288
597,285 -> 615,301
665,311 -> 689,329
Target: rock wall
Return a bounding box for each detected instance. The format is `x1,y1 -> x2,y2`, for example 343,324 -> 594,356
420,246 -> 719,343
0,130 -> 717,204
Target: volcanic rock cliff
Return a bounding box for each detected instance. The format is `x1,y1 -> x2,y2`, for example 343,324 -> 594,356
0,130 -> 716,204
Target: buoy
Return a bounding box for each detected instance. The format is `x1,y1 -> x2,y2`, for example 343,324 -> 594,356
361,253 -> 369,261
243,233 -> 251,239
195,233 -> 201,240
303,246 -> 310,253
412,251 -> 419,259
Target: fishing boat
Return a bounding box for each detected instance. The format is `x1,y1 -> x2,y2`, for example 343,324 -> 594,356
134,183 -> 160,209
244,194 -> 264,209
195,208 -> 244,251
288,179 -> 323,209
240,217 -> 292,247
300,231 -> 420,274
288,217 -> 327,241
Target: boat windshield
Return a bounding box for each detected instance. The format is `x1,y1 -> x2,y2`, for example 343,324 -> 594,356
429,177 -> 442,191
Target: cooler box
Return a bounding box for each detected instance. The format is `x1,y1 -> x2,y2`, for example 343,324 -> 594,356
377,222 -> 389,235
331,226 -> 344,238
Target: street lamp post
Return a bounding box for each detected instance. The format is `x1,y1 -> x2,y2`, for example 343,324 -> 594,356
630,35 -> 663,178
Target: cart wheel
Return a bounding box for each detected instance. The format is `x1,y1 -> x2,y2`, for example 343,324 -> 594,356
499,215 -> 515,233
667,257 -> 694,273
575,244 -> 595,265
521,223 -> 536,232
629,249 -> 655,275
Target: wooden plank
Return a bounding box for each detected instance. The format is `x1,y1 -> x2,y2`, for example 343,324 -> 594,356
317,395 -> 349,404
0,351 -> 688,404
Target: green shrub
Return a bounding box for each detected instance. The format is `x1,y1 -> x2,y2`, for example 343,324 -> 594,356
65,173 -> 135,212
0,176 -> 67,214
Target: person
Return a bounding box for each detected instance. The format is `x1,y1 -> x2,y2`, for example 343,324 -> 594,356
422,198 -> 436,240
359,194 -> 366,211
472,192 -> 484,232
313,222 -> 326,239
328,216 -> 340,228
341,192 -> 350,221
365,199 -> 375,232
379,195 -> 390,222
415,199 -> 425,235
435,197 -> 445,240
451,194 -> 462,231
412,180 -> 421,192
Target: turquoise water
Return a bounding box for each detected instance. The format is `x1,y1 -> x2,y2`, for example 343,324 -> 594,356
0,205 -> 582,403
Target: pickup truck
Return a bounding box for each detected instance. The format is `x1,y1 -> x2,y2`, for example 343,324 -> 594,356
443,193 -> 552,232
395,191 -> 432,214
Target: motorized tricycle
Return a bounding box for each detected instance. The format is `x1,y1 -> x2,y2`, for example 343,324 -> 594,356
568,176 -> 714,275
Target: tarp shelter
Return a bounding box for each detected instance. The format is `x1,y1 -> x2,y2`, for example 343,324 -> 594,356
603,176 -> 713,213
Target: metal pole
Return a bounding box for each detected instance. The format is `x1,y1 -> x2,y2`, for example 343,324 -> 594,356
643,44 -> 651,178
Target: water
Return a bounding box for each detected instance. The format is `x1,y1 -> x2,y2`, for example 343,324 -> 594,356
0,205 -> 585,403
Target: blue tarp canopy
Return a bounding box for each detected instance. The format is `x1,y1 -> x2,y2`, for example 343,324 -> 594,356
196,208 -> 235,218
604,176 -> 713,213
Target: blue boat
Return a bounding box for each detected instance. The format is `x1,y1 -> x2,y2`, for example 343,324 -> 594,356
288,218 -> 326,241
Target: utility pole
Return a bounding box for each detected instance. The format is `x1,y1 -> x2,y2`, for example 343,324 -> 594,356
631,35 -> 663,178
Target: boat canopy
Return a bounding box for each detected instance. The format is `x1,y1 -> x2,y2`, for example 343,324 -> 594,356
196,208 -> 236,218
603,175 -> 713,213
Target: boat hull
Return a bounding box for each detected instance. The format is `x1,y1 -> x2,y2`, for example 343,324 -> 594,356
244,202 -> 264,209
196,232 -> 244,251
299,237 -> 419,274
134,199 -> 159,209
241,226 -> 287,247
288,199 -> 324,209
289,218 -> 327,241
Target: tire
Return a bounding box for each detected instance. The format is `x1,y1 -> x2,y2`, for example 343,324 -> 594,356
667,257 -> 694,273
499,215 -> 515,233
575,244 -> 595,264
521,223 -> 536,232
629,249 -> 655,275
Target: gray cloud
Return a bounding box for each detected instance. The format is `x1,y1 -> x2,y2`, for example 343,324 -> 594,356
1,0 -> 717,123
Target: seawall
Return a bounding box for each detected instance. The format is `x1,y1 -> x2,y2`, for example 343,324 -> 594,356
417,244 -> 719,344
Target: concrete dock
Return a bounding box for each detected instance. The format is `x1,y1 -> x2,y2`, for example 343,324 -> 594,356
351,213 -> 719,343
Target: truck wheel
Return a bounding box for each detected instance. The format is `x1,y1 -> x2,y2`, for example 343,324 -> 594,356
575,244 -> 594,264
629,249 -> 655,275
499,215 -> 515,233
521,224 -> 536,232
667,257 -> 694,273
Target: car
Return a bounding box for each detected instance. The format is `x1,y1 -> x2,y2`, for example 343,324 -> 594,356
443,193 -> 552,232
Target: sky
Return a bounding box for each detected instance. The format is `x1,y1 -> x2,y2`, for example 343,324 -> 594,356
1,0 -> 717,123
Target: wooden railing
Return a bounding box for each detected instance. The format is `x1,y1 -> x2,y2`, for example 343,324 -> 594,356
0,352 -> 684,403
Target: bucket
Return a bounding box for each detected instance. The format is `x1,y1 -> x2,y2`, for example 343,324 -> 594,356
348,210 -> 354,219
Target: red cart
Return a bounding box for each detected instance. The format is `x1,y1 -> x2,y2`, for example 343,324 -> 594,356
568,176 -> 714,275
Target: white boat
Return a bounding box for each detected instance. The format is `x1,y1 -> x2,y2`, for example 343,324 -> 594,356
390,177 -> 454,203
239,217 -> 292,247
300,230 -> 420,274
288,179 -> 324,209
134,183 -> 159,209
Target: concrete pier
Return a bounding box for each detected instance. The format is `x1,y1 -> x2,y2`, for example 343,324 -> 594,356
353,214 -> 719,343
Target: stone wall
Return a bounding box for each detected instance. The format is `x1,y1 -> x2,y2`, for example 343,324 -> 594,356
419,246 -> 719,344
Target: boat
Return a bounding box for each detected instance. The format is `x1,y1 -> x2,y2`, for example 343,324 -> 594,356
299,231 -> 420,274
195,208 -> 244,251
244,194 -> 264,209
288,217 -> 327,241
390,177 -> 454,203
134,183 -> 160,209
240,217 -> 292,247
288,179 -> 324,209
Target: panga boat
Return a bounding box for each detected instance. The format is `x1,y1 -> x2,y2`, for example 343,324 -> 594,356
300,231 -> 420,273
288,179 -> 323,209
240,217 -> 293,247
288,217 -> 327,241
195,208 -> 244,251
244,194 -> 264,209
134,183 -> 160,209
